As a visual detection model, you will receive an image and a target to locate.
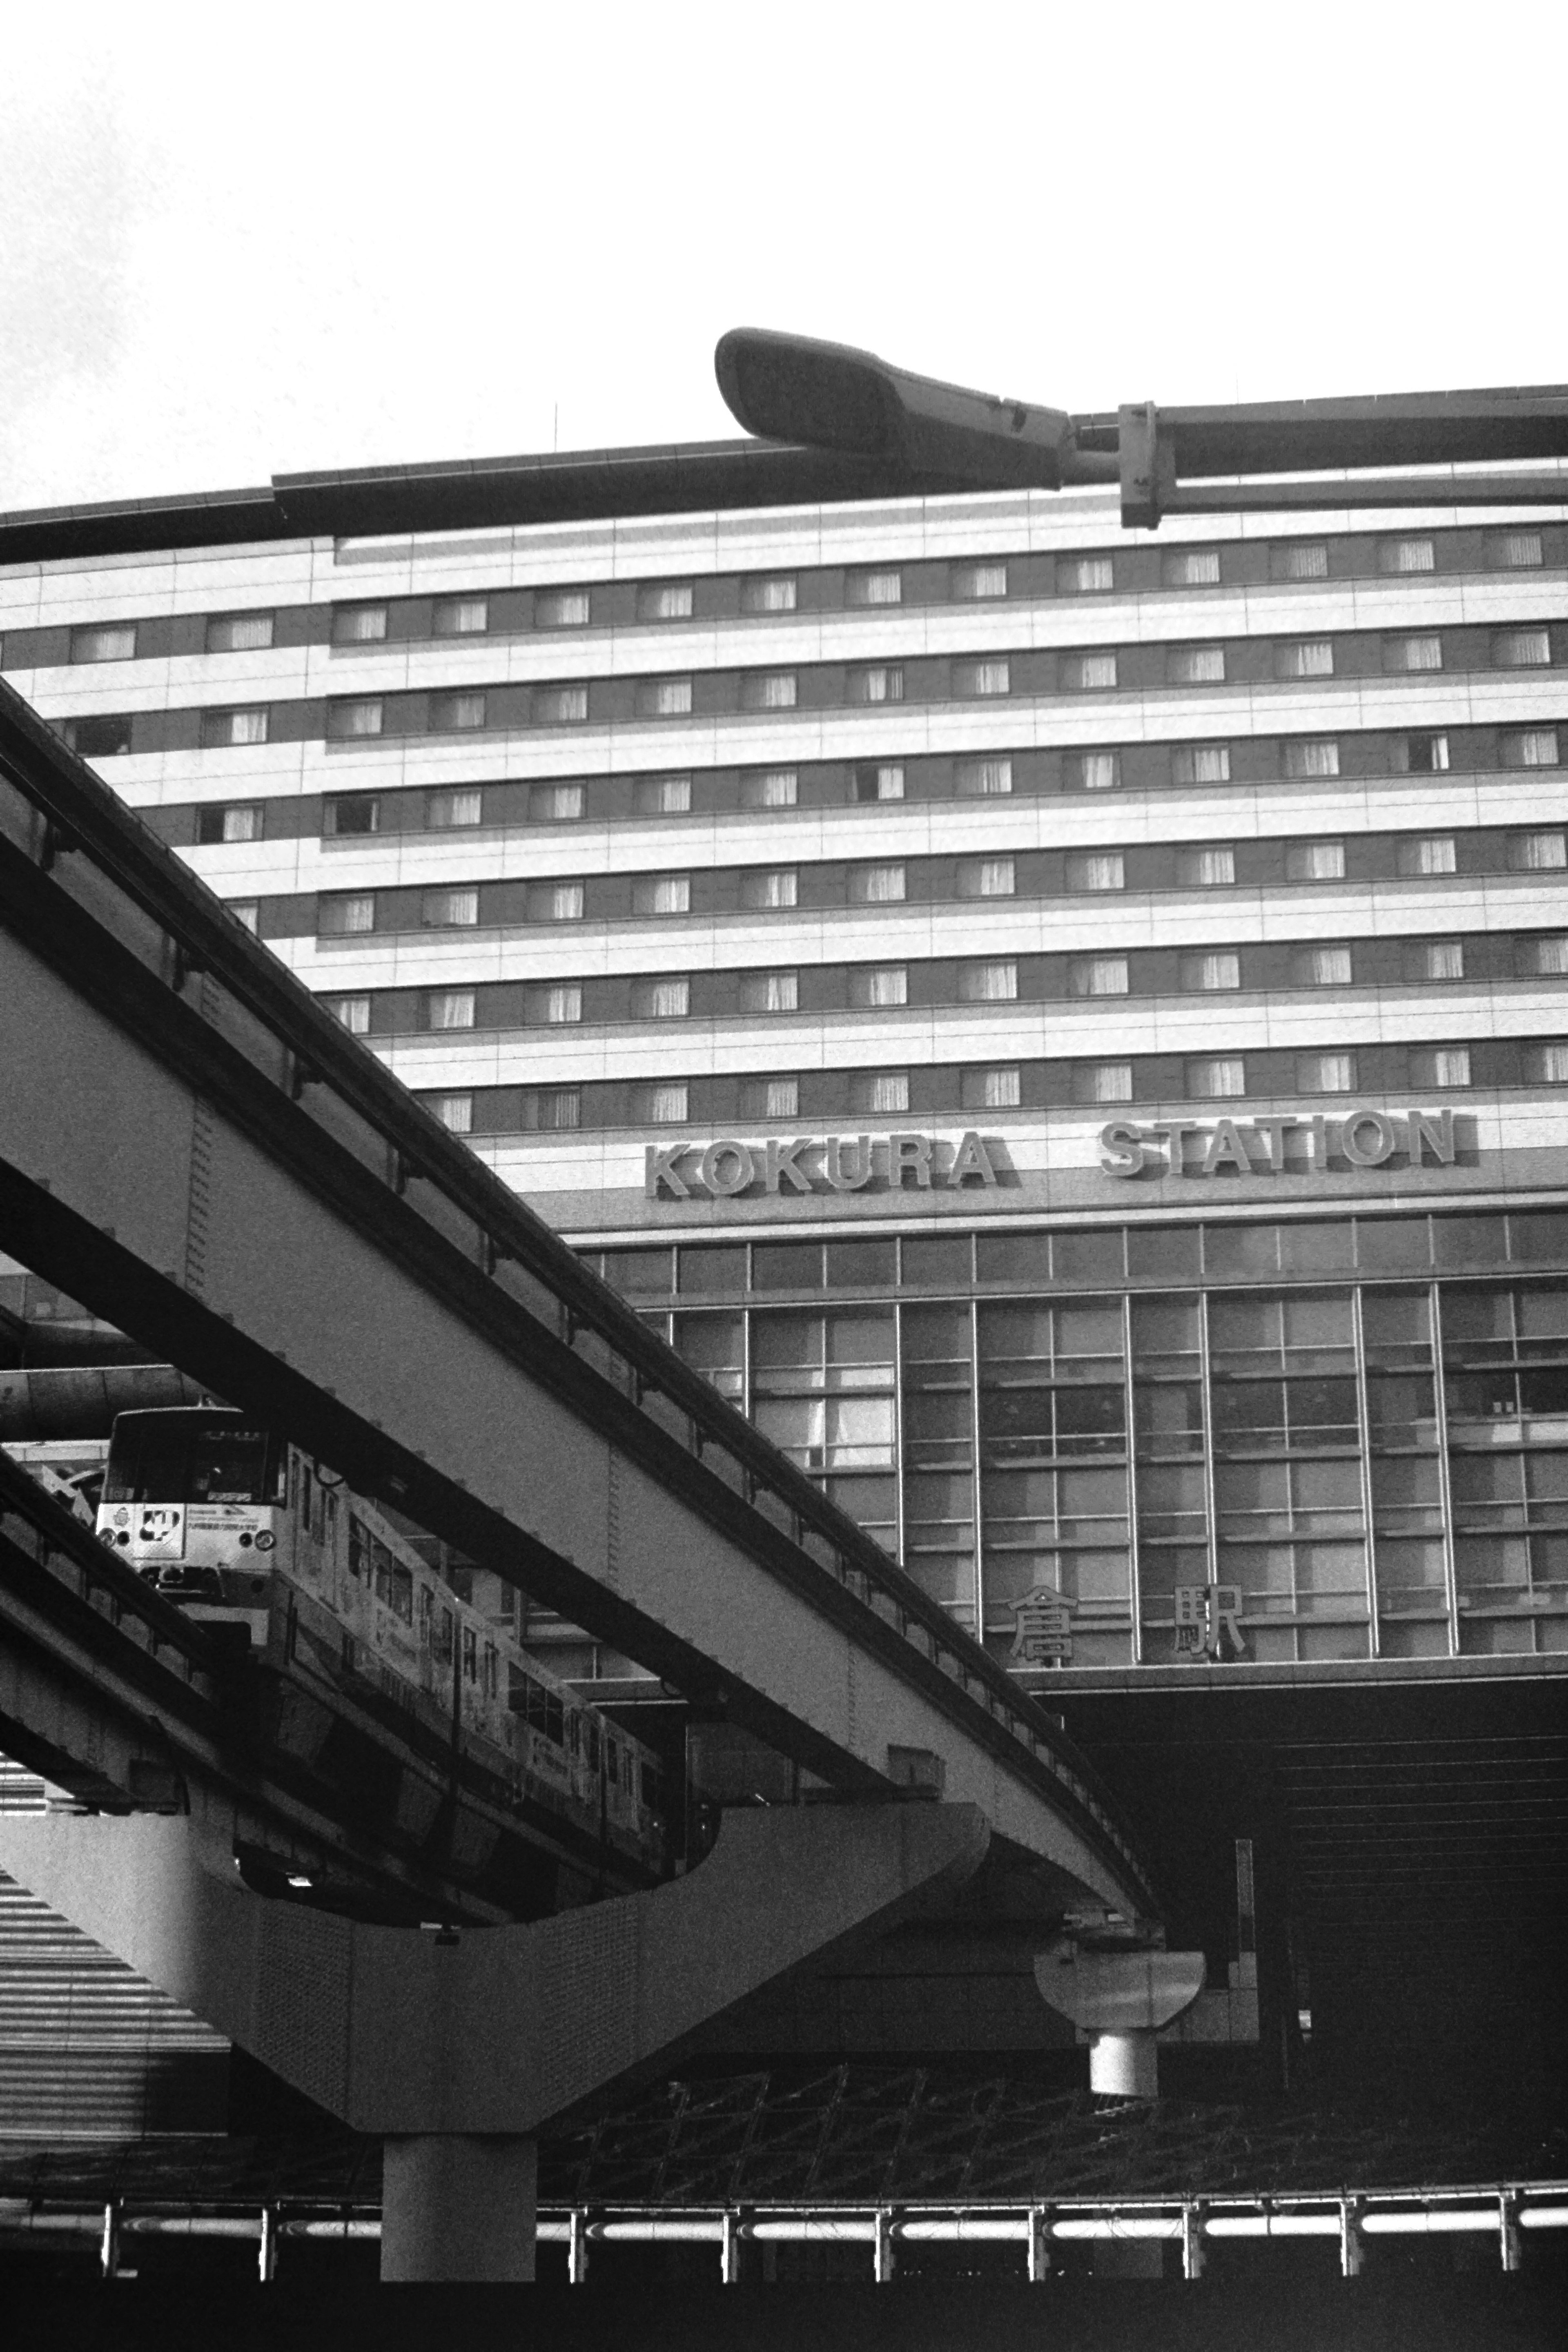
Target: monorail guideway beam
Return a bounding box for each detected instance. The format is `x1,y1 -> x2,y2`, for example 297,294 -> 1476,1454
0,1800 -> 989,2282
0,681 -> 1154,1922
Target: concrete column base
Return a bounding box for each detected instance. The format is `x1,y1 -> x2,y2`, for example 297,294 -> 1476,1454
381,2135 -> 537,2283
1088,2025 -> 1158,2099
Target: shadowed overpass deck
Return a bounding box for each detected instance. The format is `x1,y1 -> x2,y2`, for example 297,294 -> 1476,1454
0,675 -> 1155,1920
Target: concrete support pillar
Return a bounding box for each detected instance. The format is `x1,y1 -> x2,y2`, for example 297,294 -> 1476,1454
568,2207 -> 590,2285
1339,2195 -> 1364,2278
1034,1942 -> 1205,2100
874,2207 -> 897,2282
380,2136 -> 537,2284
258,2205 -> 279,2283
1499,2194 -> 1522,2273
721,2208 -> 742,2284
1182,2203 -> 1206,2281
1027,2205 -> 1051,2282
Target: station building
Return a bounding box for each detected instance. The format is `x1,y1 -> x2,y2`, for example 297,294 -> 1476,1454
2,459 -> 1566,1697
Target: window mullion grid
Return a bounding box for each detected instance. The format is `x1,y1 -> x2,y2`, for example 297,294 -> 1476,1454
1123,1286 -> 1144,1664
1350,1283 -> 1381,1659
1428,1280 -> 1462,1658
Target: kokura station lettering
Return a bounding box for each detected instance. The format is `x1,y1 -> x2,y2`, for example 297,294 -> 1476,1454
1098,1107 -> 1457,1178
646,1131 -> 1001,1200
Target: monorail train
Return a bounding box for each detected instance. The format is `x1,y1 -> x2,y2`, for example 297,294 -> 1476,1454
11,1410 -> 666,1879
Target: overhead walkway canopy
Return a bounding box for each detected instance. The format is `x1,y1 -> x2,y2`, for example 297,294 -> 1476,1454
0,679 -> 1155,1920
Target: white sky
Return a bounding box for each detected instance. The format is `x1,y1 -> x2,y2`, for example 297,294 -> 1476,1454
3,1 -> 1564,515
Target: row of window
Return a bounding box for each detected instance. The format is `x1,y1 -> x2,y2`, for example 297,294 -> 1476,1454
586,1212 -> 1568,1302
162,624 -> 1566,753
417,1039 -> 1568,1138
321,930 -> 1568,1039
20,526 -> 1555,673
301,826 -> 1568,940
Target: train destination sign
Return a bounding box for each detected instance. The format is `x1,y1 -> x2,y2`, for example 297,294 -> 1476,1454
645,1131 -> 1001,1198
1098,1107 -> 1457,1178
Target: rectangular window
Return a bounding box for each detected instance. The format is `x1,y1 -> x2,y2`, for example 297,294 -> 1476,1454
532,1086 -> 582,1131
1494,628 -> 1552,668
1298,1051 -> 1357,1093
1526,1042 -> 1568,1083
742,671 -> 797,711
958,855 -> 1017,898
963,1066 -> 1021,1109
1168,645 -> 1226,684
1498,530 -> 1544,568
1412,939 -> 1464,981
421,887 -> 479,927
428,787 -> 484,828
1523,936 -> 1568,976
196,803 -> 263,845
1381,536 -> 1437,574
1179,844 -> 1236,886
321,893 -> 376,935
632,873 -> 691,915
429,989 -> 476,1030
1060,555 -> 1114,593
631,976 -> 691,1019
959,958 -> 1018,1002
849,664 -> 904,705
739,969 -> 798,1013
522,782 -> 581,822
1065,851 -> 1124,892
1286,840 -> 1346,881
534,589 -> 590,628
1511,830 -> 1568,872
326,994 -> 370,1034
637,582 -> 694,622
1057,750 -> 1116,793
850,862 -> 906,905
526,880 -> 585,921
1283,738 -> 1340,778
848,569 -> 902,607
1275,543 -> 1329,581
206,612 -> 274,653
329,698 -> 384,739
1062,650 -> 1117,690
634,775 -> 691,815
850,965 -> 908,1008
956,755 -> 1013,795
636,677 -> 693,719
1395,732 -> 1450,774
1082,1061 -> 1133,1103
1181,950 -> 1241,990
852,1071 -> 910,1114
1303,944 -> 1353,985
1412,1046 -> 1471,1087
431,690 -> 486,731
1386,633 -> 1443,673
1397,835 -> 1457,877
194,706 -> 266,751
433,595 -> 488,636
65,714 -> 134,757
740,1076 -> 801,1119
433,1093 -> 473,1134
1162,547 -> 1222,588
1276,639 -> 1335,679
953,560 -> 1008,600
741,767 -> 798,808
1172,743 -> 1231,785
334,605 -> 389,645
742,869 -> 798,909
953,656 -> 1011,697
1071,955 -> 1128,996
528,982 -> 582,1024
1500,727 -> 1560,768
741,575 -> 797,615
855,762 -> 905,802
1187,1056 -> 1246,1098
534,684 -> 588,724
636,1081 -> 689,1125
70,622 -> 137,663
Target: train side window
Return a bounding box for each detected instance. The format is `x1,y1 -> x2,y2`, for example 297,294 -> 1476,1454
348,1514 -> 370,1580
433,1606 -> 454,1665
302,1463 -> 315,1530
418,1585 -> 433,1640
390,1566 -> 413,1624
484,1644 -> 499,1699
606,1735 -> 619,1781
462,1626 -> 478,1682
587,1722 -> 601,1770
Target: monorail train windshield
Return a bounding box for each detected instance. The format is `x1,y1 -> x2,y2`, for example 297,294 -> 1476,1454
101,1411 -> 286,1508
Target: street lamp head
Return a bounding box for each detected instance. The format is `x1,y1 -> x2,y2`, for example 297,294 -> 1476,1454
715,327 -> 1117,492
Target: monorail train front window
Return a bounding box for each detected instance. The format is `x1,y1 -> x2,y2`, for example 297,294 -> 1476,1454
102,1413 -> 285,1506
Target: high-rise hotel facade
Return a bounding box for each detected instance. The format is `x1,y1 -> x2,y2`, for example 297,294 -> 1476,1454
2,458 -> 1566,1688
